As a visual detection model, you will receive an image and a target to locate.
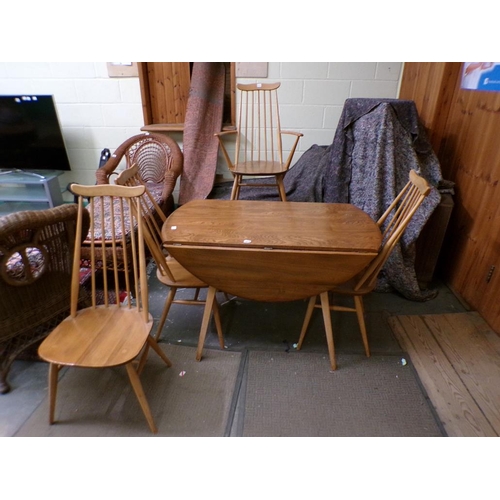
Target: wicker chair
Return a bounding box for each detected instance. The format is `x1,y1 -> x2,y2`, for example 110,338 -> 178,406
80,132 -> 183,271
0,204 -> 90,394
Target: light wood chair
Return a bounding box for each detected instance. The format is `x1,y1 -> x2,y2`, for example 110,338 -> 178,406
115,165 -> 224,369
38,184 -> 172,434
297,170 -> 432,370
215,82 -> 303,201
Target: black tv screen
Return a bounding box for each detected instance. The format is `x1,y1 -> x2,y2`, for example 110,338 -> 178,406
0,95 -> 71,172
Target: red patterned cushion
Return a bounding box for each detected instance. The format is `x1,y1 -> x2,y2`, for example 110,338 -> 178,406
84,182 -> 163,243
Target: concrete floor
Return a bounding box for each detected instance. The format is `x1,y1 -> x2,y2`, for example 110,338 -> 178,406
0,272 -> 468,437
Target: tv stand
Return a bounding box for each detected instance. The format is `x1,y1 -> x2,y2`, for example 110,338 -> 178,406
0,169 -> 47,180
0,170 -> 64,216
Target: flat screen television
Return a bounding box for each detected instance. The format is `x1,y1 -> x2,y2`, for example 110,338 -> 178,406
0,95 -> 71,175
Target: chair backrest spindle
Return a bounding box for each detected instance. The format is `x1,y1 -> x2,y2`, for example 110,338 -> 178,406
236,83 -> 283,165
70,183 -> 148,316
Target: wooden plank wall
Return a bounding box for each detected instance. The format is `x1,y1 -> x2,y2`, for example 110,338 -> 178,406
138,62 -> 235,129
138,62 -> 191,125
400,62 -> 500,333
399,62 -> 460,152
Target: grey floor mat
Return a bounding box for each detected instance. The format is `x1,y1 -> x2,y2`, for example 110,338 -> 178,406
15,344 -> 241,437
239,350 -> 444,437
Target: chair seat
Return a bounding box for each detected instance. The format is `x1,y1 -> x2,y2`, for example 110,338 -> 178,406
38,306 -> 153,368
232,160 -> 288,176
330,275 -> 375,296
156,256 -> 206,288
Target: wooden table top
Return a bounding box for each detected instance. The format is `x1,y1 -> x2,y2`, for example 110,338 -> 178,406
163,199 -> 381,253
162,200 -> 382,302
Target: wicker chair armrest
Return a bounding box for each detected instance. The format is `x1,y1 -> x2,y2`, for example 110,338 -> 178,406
95,135 -> 141,185
0,204 -> 88,239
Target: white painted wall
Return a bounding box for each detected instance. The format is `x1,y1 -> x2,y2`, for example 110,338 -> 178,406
0,61 -> 403,200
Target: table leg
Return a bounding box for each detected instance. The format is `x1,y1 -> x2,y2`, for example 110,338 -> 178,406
196,285 -> 217,361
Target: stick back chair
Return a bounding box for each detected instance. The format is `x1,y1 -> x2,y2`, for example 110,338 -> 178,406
297,170 -> 432,370
215,82 -> 302,201
38,184 -> 172,434
115,165 -> 224,369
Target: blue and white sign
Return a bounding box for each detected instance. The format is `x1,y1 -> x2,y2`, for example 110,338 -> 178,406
461,63 -> 500,92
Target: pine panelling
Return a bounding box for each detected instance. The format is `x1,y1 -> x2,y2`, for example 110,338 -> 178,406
439,88 -> 500,328
138,62 -> 191,125
138,63 -> 152,125
400,62 -> 500,334
399,62 -> 460,152
170,62 -> 191,123
399,63 -> 441,130
138,63 -> 235,131
152,63 -> 164,121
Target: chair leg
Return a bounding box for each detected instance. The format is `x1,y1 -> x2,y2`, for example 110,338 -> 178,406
1,360 -> 12,394
354,295 -> 370,357
196,286 -> 217,361
320,291 -> 337,371
0,375 -> 9,395
276,174 -> 287,201
125,362 -> 157,434
212,298 -> 225,349
146,336 -> 172,367
297,295 -> 317,349
137,287 -> 176,375
230,175 -> 241,200
155,287 -> 177,341
48,363 -> 61,425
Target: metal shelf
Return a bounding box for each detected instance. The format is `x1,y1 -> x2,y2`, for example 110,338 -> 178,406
0,171 -> 64,215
